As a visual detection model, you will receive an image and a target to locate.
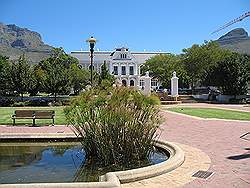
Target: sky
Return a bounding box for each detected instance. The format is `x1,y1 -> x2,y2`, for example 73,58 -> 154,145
1,0 -> 249,54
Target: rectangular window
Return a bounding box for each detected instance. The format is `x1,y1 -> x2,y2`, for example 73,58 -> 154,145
129,66 -> 134,75
121,66 -> 126,75
140,80 -> 145,87
113,66 -> 118,75
151,80 -> 158,87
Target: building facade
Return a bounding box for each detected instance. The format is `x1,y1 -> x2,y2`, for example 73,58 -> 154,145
70,47 -> 168,89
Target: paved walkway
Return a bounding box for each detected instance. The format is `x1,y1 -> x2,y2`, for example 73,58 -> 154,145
0,104 -> 249,187
158,108 -> 250,188
0,125 -> 75,139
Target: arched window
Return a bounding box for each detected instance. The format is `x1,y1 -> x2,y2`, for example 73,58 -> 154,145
130,80 -> 135,86
122,80 -> 127,86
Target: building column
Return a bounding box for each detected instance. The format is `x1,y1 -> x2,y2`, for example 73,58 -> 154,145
135,64 -> 138,76
109,61 -> 113,74
118,63 -> 121,76
126,63 -> 129,75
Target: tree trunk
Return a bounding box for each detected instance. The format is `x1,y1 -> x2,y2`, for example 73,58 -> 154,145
21,93 -> 24,102
54,93 -> 57,102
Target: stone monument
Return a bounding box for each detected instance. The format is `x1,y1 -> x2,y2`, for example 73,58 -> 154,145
171,71 -> 179,100
143,71 -> 151,96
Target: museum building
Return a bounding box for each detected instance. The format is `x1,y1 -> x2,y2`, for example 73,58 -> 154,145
70,47 -> 168,89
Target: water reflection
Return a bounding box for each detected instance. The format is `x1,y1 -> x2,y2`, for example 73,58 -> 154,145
0,143 -> 86,184
0,143 -> 168,183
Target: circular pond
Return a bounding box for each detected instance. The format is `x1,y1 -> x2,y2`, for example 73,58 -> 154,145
0,142 -> 169,184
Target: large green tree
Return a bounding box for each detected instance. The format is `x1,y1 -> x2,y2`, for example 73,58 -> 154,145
98,61 -> 115,89
0,55 -> 12,95
69,64 -> 90,95
204,53 -> 250,96
38,48 -> 80,101
141,53 -> 189,88
182,41 -> 232,91
11,54 -> 33,101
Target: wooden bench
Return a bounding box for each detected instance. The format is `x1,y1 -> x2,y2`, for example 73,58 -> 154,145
12,110 -> 55,126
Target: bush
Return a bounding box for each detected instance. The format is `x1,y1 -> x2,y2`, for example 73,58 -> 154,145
64,87 -> 162,166
12,101 -> 29,107
0,98 -> 15,107
28,99 -> 50,106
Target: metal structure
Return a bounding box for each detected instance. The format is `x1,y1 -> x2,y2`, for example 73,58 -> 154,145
212,11 -> 250,34
86,36 -> 97,86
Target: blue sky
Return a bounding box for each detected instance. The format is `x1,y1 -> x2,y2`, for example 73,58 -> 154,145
1,0 -> 249,54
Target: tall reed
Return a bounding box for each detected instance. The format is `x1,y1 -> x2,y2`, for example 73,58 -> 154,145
64,87 -> 162,166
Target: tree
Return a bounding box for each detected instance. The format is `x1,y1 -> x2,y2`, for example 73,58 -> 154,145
11,54 -> 33,101
69,64 -> 90,95
39,48 -> 80,101
182,41 -> 232,91
28,65 -> 46,96
99,61 -> 115,88
204,53 -> 250,96
0,55 -> 12,95
141,54 -> 189,88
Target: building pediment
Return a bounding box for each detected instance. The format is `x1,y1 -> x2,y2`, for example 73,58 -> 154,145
111,47 -> 133,60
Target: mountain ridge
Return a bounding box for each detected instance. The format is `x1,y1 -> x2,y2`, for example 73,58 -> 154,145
216,28 -> 250,55
0,23 -> 53,63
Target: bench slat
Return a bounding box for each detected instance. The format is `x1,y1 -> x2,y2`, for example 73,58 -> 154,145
35,111 -> 54,118
15,110 -> 34,117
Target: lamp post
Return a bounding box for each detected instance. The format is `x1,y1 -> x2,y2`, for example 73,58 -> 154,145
86,36 -> 97,86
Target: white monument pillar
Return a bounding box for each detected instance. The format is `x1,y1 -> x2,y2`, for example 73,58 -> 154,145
143,71 -> 151,96
171,71 -> 179,100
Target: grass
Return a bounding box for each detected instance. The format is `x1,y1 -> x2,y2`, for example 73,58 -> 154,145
0,106 -> 66,125
167,107 -> 250,121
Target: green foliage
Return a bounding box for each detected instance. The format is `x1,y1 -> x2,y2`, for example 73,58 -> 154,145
38,48 -> 79,100
0,55 -> 12,95
11,54 -> 33,100
100,61 -> 115,81
204,53 -> 250,95
69,64 -> 90,95
182,41 -> 232,90
142,54 -> 189,88
97,61 -> 115,90
64,87 -> 162,166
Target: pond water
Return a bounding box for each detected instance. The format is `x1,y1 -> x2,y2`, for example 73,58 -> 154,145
0,142 -> 169,184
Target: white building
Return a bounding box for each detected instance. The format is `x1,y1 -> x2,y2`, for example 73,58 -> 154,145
70,47 -> 168,89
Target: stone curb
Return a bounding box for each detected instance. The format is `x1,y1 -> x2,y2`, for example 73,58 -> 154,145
101,140 -> 185,183
0,140 -> 185,188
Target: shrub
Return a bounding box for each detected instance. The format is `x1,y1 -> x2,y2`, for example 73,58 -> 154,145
12,101 -> 29,107
28,99 -> 50,106
0,98 -> 15,107
64,87 -> 162,166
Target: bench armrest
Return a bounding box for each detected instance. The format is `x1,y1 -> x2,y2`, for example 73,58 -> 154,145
12,114 -> 16,118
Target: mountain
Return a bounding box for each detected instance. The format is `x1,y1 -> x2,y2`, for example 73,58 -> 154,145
0,23 -> 53,63
216,28 -> 250,55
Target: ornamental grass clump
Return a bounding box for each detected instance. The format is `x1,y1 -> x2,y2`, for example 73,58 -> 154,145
64,87 -> 162,166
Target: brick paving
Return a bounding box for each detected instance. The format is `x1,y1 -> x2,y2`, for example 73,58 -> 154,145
160,108 -> 250,188
0,125 -> 73,134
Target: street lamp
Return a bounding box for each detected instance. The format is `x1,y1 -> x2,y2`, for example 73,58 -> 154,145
86,36 -> 97,86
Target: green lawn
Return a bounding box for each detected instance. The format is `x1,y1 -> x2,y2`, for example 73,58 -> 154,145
167,107 -> 250,121
0,107 -> 67,125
